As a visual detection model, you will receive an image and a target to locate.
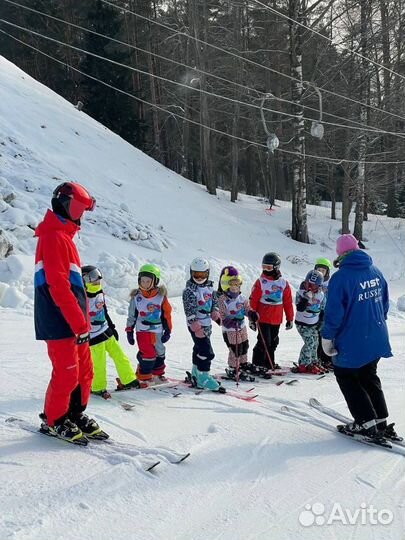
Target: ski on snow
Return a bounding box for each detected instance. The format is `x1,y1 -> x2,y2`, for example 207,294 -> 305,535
4,417 -> 190,469
279,405 -> 405,456
309,397 -> 405,448
167,376 -> 259,402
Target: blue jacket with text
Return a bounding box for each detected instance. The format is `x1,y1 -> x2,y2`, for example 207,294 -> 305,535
321,250 -> 392,368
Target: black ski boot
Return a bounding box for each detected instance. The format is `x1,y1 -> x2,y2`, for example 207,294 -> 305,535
71,413 -> 109,440
338,420 -> 384,440
224,367 -> 255,382
378,422 -> 403,442
39,413 -> 88,445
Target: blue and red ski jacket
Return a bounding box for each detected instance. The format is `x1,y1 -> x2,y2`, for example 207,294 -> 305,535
34,209 -> 89,340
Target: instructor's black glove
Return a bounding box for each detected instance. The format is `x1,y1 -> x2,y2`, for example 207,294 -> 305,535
77,332 -> 90,345
285,320 -> 293,331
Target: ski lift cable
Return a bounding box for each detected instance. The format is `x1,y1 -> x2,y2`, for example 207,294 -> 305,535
249,0 -> 405,85
96,0 -> 405,126
2,28 -> 405,166
4,0 -> 405,137
2,14 -> 405,142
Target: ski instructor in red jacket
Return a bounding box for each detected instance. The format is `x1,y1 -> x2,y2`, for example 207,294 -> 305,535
34,182 -> 107,444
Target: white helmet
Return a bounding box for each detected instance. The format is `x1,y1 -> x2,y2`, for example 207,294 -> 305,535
190,257 -> 210,273
190,257 -> 210,284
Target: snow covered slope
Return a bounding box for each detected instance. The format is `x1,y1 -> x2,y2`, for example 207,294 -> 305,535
1,56 -> 405,540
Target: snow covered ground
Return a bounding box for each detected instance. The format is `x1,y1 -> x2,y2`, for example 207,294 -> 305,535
1,56 -> 405,540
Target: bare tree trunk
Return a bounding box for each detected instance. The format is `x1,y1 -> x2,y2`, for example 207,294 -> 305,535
289,0 -> 309,243
353,0 -> 370,241
125,0 -> 145,147
181,37 -> 191,179
147,21 -> 161,161
230,3 -> 243,202
341,163 -> 352,234
189,0 -> 216,195
327,165 -> 337,220
230,115 -> 240,202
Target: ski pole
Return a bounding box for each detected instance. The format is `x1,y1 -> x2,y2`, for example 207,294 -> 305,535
235,325 -> 240,387
257,323 -> 275,370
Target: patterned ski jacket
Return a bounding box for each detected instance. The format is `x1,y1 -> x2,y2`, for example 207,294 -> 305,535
34,210 -> 89,340
217,292 -> 250,332
249,273 -> 294,325
182,279 -> 219,327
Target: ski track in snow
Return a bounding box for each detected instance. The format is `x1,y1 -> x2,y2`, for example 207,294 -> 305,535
1,311 -> 404,540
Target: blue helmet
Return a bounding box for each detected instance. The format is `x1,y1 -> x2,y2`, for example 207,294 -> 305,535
305,269 -> 324,287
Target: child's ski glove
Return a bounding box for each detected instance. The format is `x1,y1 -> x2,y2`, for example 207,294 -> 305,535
321,338 -> 338,356
223,318 -> 240,330
161,330 -> 171,344
125,327 -> 135,345
247,310 -> 259,323
189,320 -> 205,338
211,310 -> 221,325
285,320 -> 294,330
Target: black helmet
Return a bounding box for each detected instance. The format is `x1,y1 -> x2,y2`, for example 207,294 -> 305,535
262,252 -> 281,268
81,265 -> 102,284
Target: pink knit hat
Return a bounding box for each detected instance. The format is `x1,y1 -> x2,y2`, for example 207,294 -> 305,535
336,234 -> 359,256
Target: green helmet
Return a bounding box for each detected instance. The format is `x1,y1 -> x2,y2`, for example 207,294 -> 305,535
315,257 -> 332,269
138,264 -> 161,288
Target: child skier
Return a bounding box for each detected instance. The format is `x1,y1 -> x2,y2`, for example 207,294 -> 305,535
182,257 -> 223,392
125,264 -> 172,383
249,252 -> 294,372
217,266 -> 252,381
294,269 -> 326,374
314,257 -> 333,369
82,265 -> 139,398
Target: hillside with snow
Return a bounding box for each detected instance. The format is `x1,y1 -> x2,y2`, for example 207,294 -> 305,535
1,55 -> 405,540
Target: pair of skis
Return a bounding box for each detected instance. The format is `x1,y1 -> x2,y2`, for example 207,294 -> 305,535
167,376 -> 259,402
281,398 -> 405,456
5,417 -> 191,471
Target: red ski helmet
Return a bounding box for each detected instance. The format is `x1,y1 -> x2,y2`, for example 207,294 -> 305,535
52,182 -> 96,221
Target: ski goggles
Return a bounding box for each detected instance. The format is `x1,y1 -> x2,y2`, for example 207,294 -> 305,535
192,271 -> 209,281
69,197 -> 96,220
307,283 -> 319,292
83,268 -> 103,283
262,264 -> 275,271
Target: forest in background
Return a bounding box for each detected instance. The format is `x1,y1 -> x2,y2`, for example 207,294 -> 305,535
1,0 -> 405,243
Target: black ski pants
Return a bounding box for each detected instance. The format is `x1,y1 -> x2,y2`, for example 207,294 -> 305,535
252,323 -> 280,368
334,359 -> 389,424
189,328 -> 214,372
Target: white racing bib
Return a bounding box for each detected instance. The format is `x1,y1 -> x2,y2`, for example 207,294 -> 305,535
134,292 -> 164,333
